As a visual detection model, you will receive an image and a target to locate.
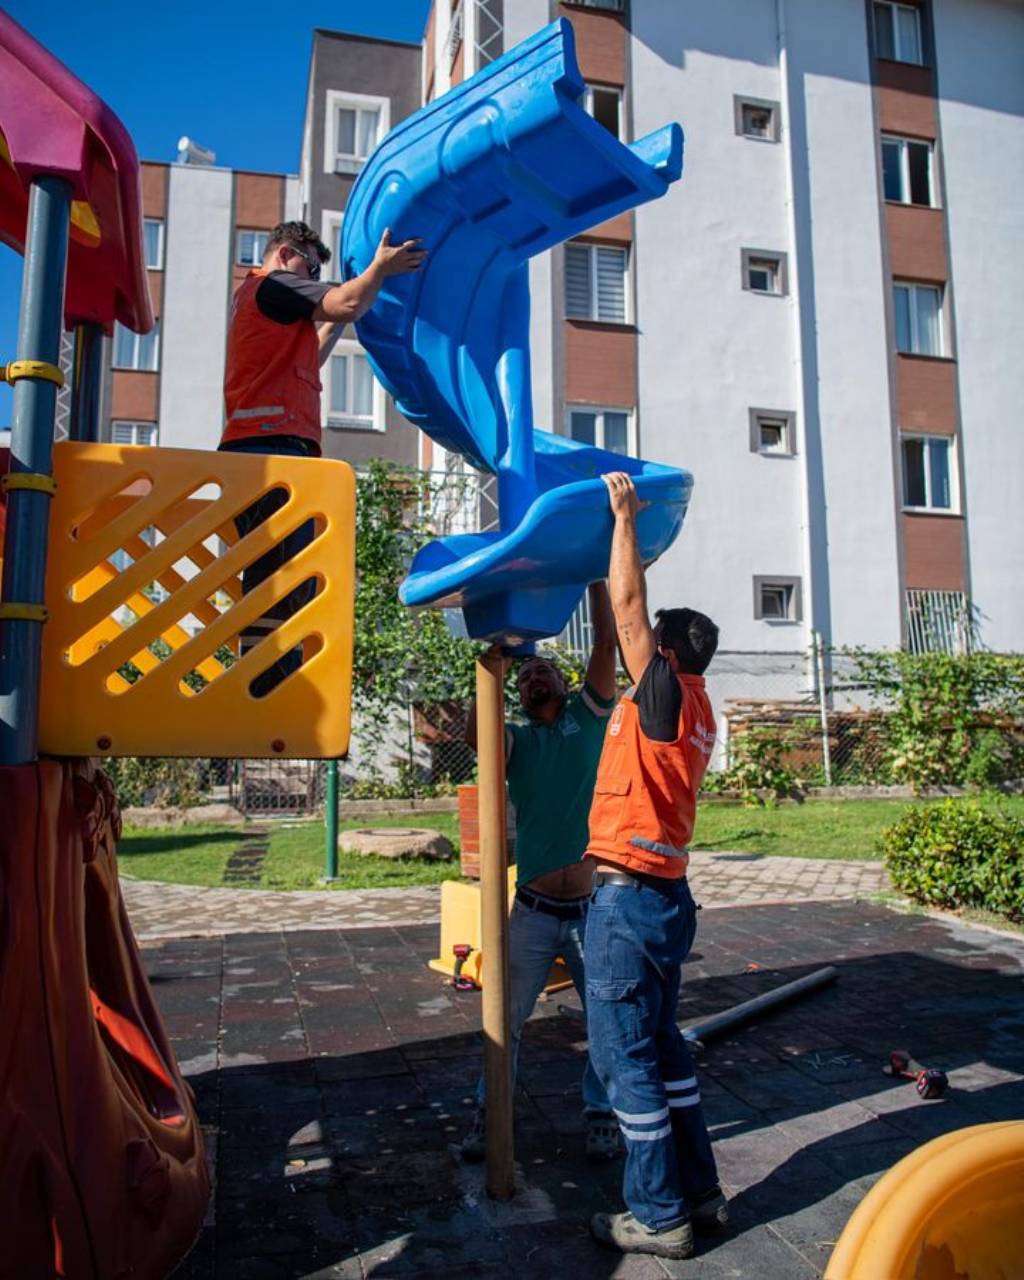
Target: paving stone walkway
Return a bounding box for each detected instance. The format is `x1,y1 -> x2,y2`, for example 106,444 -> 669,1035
123,852 -> 889,941
158,900 -> 1024,1279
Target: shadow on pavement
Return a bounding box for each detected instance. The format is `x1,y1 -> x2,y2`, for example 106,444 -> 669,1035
159,902 -> 1024,1278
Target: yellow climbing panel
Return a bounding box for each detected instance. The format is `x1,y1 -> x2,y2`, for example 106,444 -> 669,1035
38,441 -> 355,759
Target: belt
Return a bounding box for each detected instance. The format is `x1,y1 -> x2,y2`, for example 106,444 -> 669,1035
593,869 -> 684,892
515,887 -> 589,920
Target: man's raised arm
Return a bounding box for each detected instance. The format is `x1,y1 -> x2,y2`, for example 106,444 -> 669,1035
603,472 -> 656,685
585,581 -> 617,702
312,228 -> 426,327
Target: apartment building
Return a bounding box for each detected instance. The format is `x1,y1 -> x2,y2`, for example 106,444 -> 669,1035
421,0 -> 1024,656
97,0 -> 1023,656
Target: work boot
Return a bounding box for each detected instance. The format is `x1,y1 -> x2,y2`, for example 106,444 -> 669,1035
460,1107 -> 486,1163
590,1211 -> 694,1260
584,1113 -> 620,1163
690,1186 -> 730,1232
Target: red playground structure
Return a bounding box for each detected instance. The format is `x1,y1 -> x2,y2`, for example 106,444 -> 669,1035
0,13 -> 209,1278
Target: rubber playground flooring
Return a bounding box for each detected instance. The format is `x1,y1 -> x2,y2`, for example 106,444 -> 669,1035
155,898 -> 1024,1278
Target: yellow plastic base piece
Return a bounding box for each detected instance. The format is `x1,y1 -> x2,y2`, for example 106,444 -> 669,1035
825,1121 -> 1024,1280
428,868 -> 573,994
38,441 -> 355,759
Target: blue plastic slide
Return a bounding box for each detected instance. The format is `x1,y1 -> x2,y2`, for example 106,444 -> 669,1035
342,18 -> 692,643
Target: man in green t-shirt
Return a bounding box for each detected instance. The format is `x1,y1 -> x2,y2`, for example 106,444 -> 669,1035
461,583 -> 619,1164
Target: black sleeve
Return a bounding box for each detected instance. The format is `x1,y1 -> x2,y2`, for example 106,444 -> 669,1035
634,653 -> 682,743
255,271 -> 332,324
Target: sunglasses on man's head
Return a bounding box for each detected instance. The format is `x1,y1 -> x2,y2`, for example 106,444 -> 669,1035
288,245 -> 321,281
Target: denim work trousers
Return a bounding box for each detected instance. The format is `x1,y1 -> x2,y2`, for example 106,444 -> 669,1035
218,435 -> 316,697
475,894 -> 610,1115
584,876 -> 718,1230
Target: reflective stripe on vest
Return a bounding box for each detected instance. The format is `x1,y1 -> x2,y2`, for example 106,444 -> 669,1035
629,836 -> 689,859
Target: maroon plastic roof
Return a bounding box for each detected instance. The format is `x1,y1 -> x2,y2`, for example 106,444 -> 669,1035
0,11 -> 153,335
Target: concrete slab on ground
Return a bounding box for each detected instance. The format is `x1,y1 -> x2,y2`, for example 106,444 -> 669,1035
157,899 -> 1024,1279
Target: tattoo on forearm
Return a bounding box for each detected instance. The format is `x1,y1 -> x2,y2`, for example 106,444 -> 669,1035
622,623 -> 633,644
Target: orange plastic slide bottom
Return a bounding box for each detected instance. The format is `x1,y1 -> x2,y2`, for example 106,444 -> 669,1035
0,759 -> 209,1279
826,1120 -> 1024,1280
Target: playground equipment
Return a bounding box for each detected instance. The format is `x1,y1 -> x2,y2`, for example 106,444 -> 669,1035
0,11 -> 354,1275
826,1121 -> 1024,1280
345,18 -> 689,1198
343,19 -> 691,644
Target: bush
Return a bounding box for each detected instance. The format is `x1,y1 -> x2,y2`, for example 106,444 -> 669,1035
706,724 -> 808,805
104,757 -> 212,809
880,798 -> 1024,921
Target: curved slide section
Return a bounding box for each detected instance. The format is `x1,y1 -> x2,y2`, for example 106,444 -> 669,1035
343,19 -> 690,642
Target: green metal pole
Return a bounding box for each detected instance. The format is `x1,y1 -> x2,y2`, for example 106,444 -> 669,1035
323,759 -> 339,881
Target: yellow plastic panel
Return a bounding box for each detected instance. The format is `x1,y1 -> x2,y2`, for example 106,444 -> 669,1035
39,441 -> 355,759
428,869 -> 572,993
826,1121 -> 1024,1280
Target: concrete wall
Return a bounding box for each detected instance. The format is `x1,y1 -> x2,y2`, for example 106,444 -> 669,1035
158,165 -> 233,451
933,0 -> 1024,651
630,1 -> 804,652
785,0 -> 902,649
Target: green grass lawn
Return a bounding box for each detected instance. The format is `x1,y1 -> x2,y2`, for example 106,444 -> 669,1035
693,794 -> 1024,860
117,812 -> 461,891
116,796 -> 1024,889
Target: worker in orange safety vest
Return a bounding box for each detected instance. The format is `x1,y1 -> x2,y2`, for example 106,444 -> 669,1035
583,471 -> 728,1263
219,220 -> 425,696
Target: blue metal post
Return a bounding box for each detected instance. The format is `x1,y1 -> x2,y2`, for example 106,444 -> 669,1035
69,321 -> 104,442
0,176 -> 73,765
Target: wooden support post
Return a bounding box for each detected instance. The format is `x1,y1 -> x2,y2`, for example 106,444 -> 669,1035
476,652 -> 515,1199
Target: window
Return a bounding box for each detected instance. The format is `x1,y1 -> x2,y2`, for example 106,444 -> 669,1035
906,589 -> 972,655
565,0 -> 625,10
734,96 -> 780,142
881,136 -> 934,206
894,282 -> 943,355
742,249 -> 787,296
143,219 -> 164,270
749,409 -> 796,456
753,576 -> 802,622
236,229 -> 269,266
584,84 -> 622,139
873,2 -> 924,65
325,91 -> 390,175
565,242 -> 629,323
567,406 -> 632,455
320,211 -> 344,282
111,420 -> 158,447
113,320 -> 160,372
902,434 -> 955,511
327,346 -> 376,430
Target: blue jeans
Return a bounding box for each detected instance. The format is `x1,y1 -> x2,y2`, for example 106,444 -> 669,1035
475,892 -> 610,1115
585,876 -> 718,1230
218,435 -> 317,697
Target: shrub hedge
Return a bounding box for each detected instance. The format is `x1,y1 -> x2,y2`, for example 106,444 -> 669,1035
880,799 -> 1024,922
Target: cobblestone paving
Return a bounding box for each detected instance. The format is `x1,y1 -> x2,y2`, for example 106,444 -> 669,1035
123,852 -> 889,942
156,900 -> 1024,1279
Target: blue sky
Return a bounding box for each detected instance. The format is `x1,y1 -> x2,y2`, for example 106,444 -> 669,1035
0,0 -> 431,427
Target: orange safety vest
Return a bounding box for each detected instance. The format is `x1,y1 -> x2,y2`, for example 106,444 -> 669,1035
586,674 -> 716,879
221,269 -> 322,449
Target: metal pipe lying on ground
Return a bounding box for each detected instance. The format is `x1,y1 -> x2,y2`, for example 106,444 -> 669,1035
680,966 -> 839,1048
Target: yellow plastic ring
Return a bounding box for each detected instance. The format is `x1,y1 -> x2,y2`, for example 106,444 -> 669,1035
0,602 -> 49,623
1,472 -> 57,496
0,360 -> 64,388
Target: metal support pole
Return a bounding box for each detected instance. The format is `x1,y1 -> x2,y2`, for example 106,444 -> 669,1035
0,176 -> 73,765
814,630 -> 833,787
323,759 -> 340,881
476,653 -> 514,1199
69,321 -> 104,442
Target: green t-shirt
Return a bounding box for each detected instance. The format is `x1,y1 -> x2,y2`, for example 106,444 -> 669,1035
506,682 -> 616,886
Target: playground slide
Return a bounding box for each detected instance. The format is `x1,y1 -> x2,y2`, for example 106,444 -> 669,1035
826,1121 -> 1024,1280
343,18 -> 692,642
